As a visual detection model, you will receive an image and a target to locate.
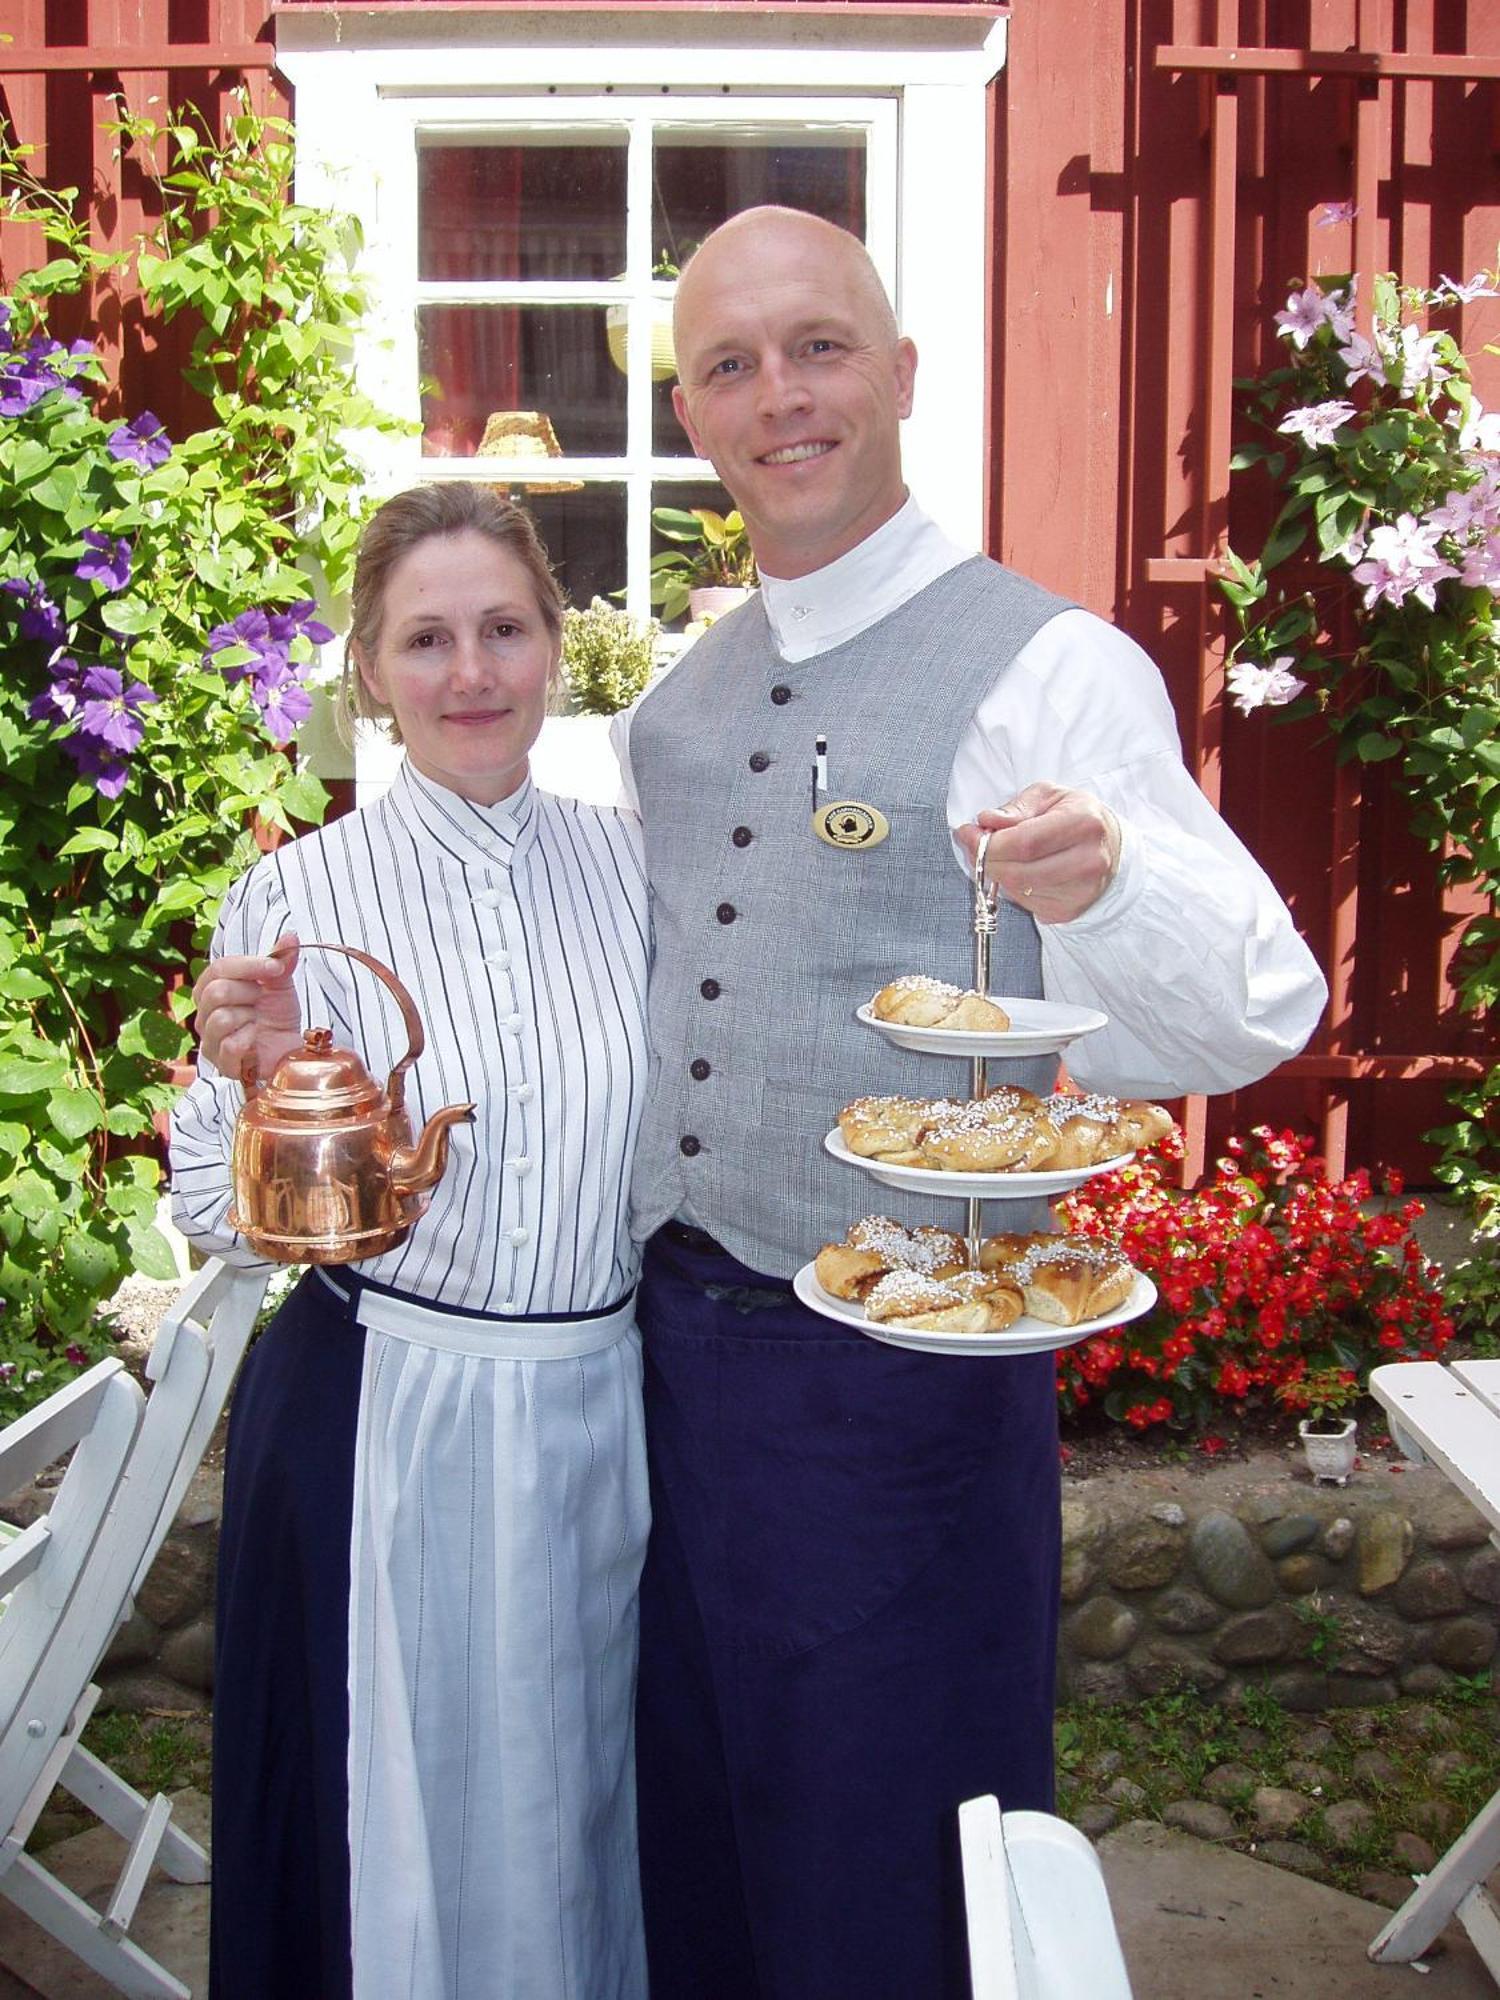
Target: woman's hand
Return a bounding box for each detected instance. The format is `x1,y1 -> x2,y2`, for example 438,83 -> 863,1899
191,932 -> 306,1078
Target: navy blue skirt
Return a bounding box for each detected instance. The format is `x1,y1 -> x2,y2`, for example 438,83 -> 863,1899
635,1227 -> 1062,2000
210,1272 -> 361,2000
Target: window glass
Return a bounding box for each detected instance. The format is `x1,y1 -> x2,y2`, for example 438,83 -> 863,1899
417,130 -> 628,281
652,128 -> 866,274
418,304 -> 626,459
526,485 -> 626,612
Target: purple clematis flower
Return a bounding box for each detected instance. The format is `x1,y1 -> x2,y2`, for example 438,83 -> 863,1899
205,598 -> 329,744
106,411 -> 172,471
76,530 -> 133,593
76,666 -> 158,755
1,576 -> 66,652
61,733 -> 132,799
253,659 -> 316,745
0,303 -> 12,353
28,655 -> 88,727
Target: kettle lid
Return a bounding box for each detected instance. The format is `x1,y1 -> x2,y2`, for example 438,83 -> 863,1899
258,1027 -> 385,1117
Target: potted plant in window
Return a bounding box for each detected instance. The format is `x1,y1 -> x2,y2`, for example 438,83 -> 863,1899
530,598 -> 660,805
1279,1366 -> 1361,1485
649,505 -> 759,623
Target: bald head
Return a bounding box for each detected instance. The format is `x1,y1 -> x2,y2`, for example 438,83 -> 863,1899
668,206 -> 916,578
675,207 -> 899,349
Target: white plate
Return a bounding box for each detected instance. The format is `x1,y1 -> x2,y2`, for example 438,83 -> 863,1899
824,1127 -> 1135,1200
792,1264 -> 1158,1357
855,996 -> 1108,1059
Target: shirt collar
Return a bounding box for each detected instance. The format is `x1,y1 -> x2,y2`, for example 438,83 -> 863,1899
382,758 -> 540,872
758,496 -> 974,663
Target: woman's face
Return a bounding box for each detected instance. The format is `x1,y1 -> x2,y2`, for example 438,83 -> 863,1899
356,529 -> 558,806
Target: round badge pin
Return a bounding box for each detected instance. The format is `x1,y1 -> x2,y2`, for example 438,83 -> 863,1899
812,800 -> 891,850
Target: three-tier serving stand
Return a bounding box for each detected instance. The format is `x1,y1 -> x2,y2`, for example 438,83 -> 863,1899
793,834 -> 1157,1357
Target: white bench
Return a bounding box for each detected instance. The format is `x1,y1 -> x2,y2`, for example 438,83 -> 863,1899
1367,1360 -> 1500,1988
960,1795 -> 1134,1998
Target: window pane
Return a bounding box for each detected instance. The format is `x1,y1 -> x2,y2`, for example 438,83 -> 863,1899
526,485 -> 626,612
652,128 -> 866,276
419,304 -> 627,459
650,476 -> 750,628
417,130 -> 627,281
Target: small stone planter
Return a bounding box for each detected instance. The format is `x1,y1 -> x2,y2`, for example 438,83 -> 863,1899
1298,1418 -> 1359,1486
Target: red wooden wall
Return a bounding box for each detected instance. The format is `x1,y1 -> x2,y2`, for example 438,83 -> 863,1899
3,0 -> 1497,1181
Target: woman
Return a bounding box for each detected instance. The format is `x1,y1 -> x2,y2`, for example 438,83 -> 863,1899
170,485 -> 651,1999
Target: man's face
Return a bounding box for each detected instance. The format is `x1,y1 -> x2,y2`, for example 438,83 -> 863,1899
671,215 -> 917,580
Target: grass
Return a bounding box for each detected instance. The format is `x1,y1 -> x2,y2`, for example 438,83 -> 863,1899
28,1709 -> 212,1853
1055,1677 -> 1500,1894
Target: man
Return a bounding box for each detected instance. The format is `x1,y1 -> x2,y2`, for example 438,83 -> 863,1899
616,206 -> 1325,1998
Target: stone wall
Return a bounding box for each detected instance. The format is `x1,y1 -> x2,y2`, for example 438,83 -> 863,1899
1059,1449 -> 1500,1708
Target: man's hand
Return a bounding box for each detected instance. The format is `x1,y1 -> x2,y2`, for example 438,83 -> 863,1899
191,932 -> 305,1078
956,784 -> 1121,924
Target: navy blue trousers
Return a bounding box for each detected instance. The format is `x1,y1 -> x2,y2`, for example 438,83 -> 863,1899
211,1273 -> 360,2000
635,1228 -> 1061,2000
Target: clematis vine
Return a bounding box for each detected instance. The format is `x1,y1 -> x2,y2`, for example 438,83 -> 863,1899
1350,513 -> 1458,611
204,598 -> 333,746
76,531 -> 132,592
1226,655 -> 1306,716
106,411 -> 172,470
1277,400 -> 1355,448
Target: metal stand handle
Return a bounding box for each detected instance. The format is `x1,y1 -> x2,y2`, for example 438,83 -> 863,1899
966,833 -> 1001,1269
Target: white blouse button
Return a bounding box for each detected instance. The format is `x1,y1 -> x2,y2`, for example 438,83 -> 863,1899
500,1299 -> 517,1314
506,1155 -> 532,1176
473,887 -> 505,909
484,949 -> 512,970
504,1012 -> 525,1033
509,1082 -> 534,1104
506,1226 -> 531,1248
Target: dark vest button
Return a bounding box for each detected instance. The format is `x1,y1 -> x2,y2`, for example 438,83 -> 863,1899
700,978 -> 721,999
716,902 -> 736,924
748,750 -> 771,773
690,1058 -> 711,1081
679,1135 -> 701,1158
770,684 -> 792,705
731,826 -> 752,848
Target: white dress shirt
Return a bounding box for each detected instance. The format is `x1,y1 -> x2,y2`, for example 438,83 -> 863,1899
614,497 -> 1327,1098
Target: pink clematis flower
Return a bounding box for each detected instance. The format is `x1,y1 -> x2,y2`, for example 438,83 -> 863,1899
1337,331 -> 1385,387
1278,400 -> 1356,448
1316,200 -> 1359,228
1275,284 -> 1335,349
1227,655 -> 1307,716
1459,533 -> 1500,591
1437,273 -> 1500,306
1351,514 -> 1459,610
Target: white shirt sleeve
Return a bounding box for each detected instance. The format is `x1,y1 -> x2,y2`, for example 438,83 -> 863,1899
609,702 -> 642,817
166,863 -> 293,1268
945,608 -> 1328,1097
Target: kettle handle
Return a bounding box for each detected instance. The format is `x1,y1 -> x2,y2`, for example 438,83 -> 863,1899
240,941 -> 426,1114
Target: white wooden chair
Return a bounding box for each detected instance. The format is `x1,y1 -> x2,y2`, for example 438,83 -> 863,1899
0,1261 -> 267,1998
1367,1358 -> 1500,1989
960,1795 -> 1134,1999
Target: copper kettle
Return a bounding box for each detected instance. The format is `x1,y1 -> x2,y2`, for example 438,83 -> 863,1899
227,942 -> 475,1265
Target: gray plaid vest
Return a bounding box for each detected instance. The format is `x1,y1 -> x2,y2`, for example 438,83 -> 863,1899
631,555 -> 1071,1276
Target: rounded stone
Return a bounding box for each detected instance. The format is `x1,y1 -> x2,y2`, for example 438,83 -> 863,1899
1127,1640 -> 1226,1697
1089,1749 -> 1125,1780
1059,1544 -> 1095,1605
1068,1596 -> 1140,1662
1425,1501 -> 1493,1552
1395,1701 -> 1455,1743
1104,1519 -> 1185,1591
1390,1830 -> 1437,1872
1266,1669 -> 1331,1712
1163,1800 -> 1234,1840
159,1618 -> 215,1694
1358,1869 -> 1418,1908
1284,1759 -> 1335,1792
1103,1776 -> 1147,1809
1463,1547 -> 1500,1607
1426,1748 -> 1470,1785
1290,1722 -> 1334,1755
1251,1785 -> 1312,1836
1322,1799 -> 1376,1850
1150,1502 -> 1186,1528
1277,1553 -> 1332,1597
1203,1763 -> 1258,1806
95,1671 -> 210,1717
1260,1514 -> 1322,1560
1409,1797 -> 1459,1843
1190,1510 -> 1277,1610
1321,1517 -> 1356,1561
1212,1605 -> 1301,1666
1332,1603 -> 1410,1673
1074,1803 -> 1118,1840
1399,1664 -> 1454,1697
1356,1511 -> 1414,1596
102,1604 -> 159,1671
1393,1557 -> 1466,1620
136,1530 -> 216,1630
1254,1839 -> 1327,1880
1064,1661 -> 1135,1706
1433,1616 -> 1498,1672
1150,1586 -> 1220,1635
1350,1749 -> 1400,1788
1327,1674 -> 1398,1707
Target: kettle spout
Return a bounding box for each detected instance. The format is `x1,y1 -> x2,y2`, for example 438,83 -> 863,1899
389,1102 -> 475,1199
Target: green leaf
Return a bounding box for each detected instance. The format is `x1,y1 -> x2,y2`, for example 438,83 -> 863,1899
56,828 -> 119,857
46,1087 -> 102,1141
126,1220 -> 180,1282
1355,732 -> 1402,763
62,1230 -> 122,1292
117,1009 -> 188,1062
0,1054 -> 69,1095
0,968 -> 51,1000
99,597 -> 154,636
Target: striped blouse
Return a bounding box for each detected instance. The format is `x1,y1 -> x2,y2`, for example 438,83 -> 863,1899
169,761 -> 651,1315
